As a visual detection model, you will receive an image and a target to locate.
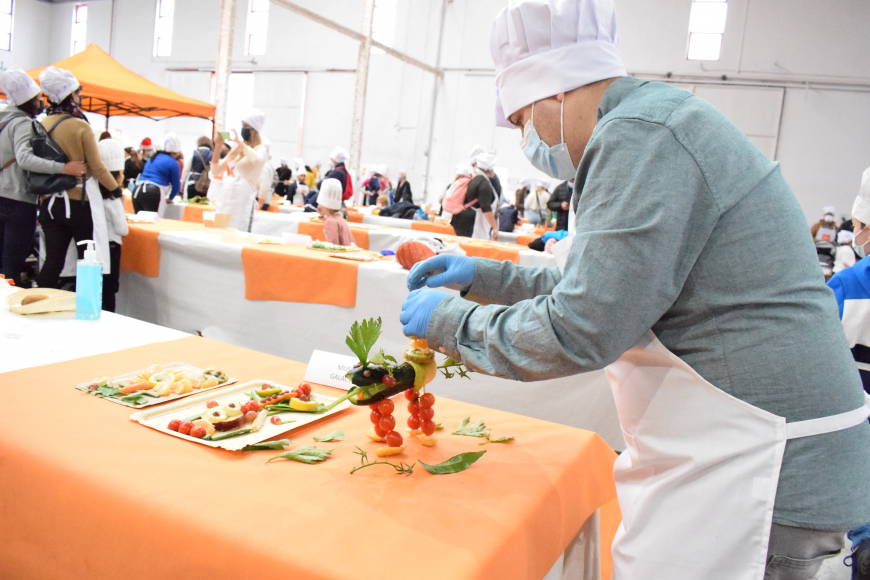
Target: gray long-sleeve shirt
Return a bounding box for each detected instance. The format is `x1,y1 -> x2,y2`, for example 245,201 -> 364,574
427,77 -> 870,530
0,106 -> 65,205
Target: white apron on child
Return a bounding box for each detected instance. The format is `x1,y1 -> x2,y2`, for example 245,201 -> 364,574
42,177 -> 111,277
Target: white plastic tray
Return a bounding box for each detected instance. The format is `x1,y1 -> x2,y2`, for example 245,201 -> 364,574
75,362 -> 238,408
129,380 -> 353,451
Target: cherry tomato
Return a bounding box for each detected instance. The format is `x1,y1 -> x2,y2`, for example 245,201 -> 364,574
206,400 -> 219,409
407,415 -> 421,430
420,393 -> 435,408
382,375 -> 396,388
421,420 -> 436,436
385,431 -> 403,448
179,421 -> 193,435
407,400 -> 421,415
377,398 -> 394,416
168,419 -> 181,431
419,407 -> 435,421
298,382 -> 312,396
297,394 -> 310,402
373,424 -> 387,437
404,389 -> 416,401
292,388 -> 303,398
190,426 -> 206,439
379,415 -> 396,432
270,416 -> 283,425
244,410 -> 258,423
369,408 -> 382,424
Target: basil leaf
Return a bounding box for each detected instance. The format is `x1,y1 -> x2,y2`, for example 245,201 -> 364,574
313,430 -> 344,442
267,446 -> 334,464
480,436 -> 514,445
244,439 -> 291,451
94,385 -> 120,398
419,451 -> 486,475
452,417 -> 490,438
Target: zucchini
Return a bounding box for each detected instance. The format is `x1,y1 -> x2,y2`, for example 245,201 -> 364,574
346,363 -> 417,406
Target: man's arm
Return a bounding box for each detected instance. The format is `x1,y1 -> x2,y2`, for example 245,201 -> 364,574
11,120 -> 66,174
427,119 -> 720,381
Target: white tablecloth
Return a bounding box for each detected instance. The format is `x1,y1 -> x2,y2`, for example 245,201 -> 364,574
115,228 -> 622,452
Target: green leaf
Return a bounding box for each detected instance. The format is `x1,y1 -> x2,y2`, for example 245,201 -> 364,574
435,423 -> 444,430
452,417 -> 490,438
119,393 -> 148,405
313,430 -> 344,442
244,439 -> 291,451
267,446 -> 334,464
345,318 -> 382,367
383,355 -> 398,364
419,451 -> 487,475
489,436 -> 514,443
94,385 -> 120,398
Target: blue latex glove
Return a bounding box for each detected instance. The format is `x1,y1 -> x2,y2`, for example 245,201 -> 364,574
400,289 -> 449,338
406,254 -> 476,292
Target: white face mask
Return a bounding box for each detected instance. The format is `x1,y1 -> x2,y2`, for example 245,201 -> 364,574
823,214 -> 835,223
854,226 -> 870,259
519,100 -> 577,180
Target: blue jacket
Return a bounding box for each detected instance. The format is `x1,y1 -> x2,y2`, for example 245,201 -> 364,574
828,258 -> 870,389
139,152 -> 181,199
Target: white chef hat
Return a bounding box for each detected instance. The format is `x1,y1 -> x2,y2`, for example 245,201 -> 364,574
853,168 -> 870,224
97,138 -> 126,172
468,144 -> 484,162
0,68 -> 40,106
318,178 -> 343,210
822,206 -> 836,216
490,0 -> 626,128
293,157 -> 305,171
330,146 -> 349,164
163,132 -> 182,153
475,152 -> 497,171
39,66 -> 80,104
242,109 -> 266,133
838,230 -> 855,245
454,163 -> 472,176
377,164 -> 389,177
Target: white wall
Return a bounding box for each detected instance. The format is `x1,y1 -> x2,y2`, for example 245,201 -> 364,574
1,0 -> 867,219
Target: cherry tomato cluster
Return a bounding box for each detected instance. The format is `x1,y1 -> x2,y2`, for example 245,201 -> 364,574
406,389 -> 436,435
168,418 -> 206,439
370,398 -> 403,448
294,382 -> 312,402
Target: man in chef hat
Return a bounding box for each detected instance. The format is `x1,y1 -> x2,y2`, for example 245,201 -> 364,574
401,0 -> 870,577
812,205 -> 839,242
324,145 -> 352,204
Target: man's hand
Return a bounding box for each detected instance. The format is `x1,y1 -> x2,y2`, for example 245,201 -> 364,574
561,201 -> 569,211
400,289 -> 449,338
63,161 -> 87,177
491,230 -> 499,241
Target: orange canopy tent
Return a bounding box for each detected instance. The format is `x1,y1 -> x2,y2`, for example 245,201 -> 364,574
2,44 -> 214,121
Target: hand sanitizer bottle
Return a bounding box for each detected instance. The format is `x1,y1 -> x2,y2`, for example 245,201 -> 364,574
75,240 -> 102,320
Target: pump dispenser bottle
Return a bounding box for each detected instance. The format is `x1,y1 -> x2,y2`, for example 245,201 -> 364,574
75,240 -> 103,320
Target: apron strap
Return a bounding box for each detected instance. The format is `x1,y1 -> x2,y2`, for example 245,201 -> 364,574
786,394 -> 870,440
46,191 -> 71,220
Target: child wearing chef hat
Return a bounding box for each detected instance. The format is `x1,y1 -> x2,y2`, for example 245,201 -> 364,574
318,178 -> 353,247
96,138 -> 128,312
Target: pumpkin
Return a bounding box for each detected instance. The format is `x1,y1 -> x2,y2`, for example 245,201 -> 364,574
396,241 -> 436,270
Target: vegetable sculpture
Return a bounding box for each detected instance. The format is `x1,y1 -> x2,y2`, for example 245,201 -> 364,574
328,318 -> 467,457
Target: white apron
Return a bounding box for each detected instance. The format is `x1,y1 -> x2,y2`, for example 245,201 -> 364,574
133,180 -> 169,218
551,205 -> 870,579
44,178 -> 112,278
215,173 -> 257,232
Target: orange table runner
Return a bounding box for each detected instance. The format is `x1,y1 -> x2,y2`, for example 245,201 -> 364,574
411,220 -> 455,235
180,203 -> 215,222
346,211 -> 364,223
459,239 -> 525,264
123,194 -> 134,214
240,243 -> 359,307
119,220 -> 205,277
516,234 -> 538,247
297,220 -> 370,250
0,336 -> 618,580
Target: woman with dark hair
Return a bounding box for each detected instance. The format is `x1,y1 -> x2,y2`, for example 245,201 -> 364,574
132,133 -> 182,214
36,66 -> 122,291
181,136 -> 214,199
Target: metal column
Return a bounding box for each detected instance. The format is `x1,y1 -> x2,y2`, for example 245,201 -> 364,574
214,0 -> 237,132
349,0 -> 376,203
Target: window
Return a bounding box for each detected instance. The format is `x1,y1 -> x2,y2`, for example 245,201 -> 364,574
686,0 -> 727,61
70,3 -> 87,56
0,1 -> 13,52
209,72 -> 255,133
245,0 -> 268,56
153,0 -> 174,57
370,0 -> 396,55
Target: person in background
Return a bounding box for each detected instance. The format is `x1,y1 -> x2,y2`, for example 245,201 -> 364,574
37,66 -> 122,291
514,181 -> 528,219
325,146 -> 352,203
469,144 -> 502,200
123,144 -> 142,188
139,138 -> 155,161
841,216 -> 855,234
498,200 -> 520,232
451,153 -> 499,240
375,195 -> 389,211
257,140 -> 276,210
825,168 -> 870,580
834,230 -> 857,274
132,133 -> 182,215
0,68 -> 86,287
98,131 -> 112,141
275,158 -> 292,199
524,180 -> 550,226
548,179 -> 573,231
812,205 -> 839,242
180,136 -> 213,200
364,170 -> 381,206
96,138 -> 128,312
304,163 -> 318,190
394,171 -> 412,204
318,178 -> 353,246
210,110 -> 268,231
286,171 -> 309,204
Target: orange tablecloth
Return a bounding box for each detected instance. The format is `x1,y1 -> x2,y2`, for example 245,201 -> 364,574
240,244 -> 359,307
180,203 -> 215,222
516,234 -> 538,247
297,220 -> 370,250
346,211 -> 364,223
411,220 -> 455,235
123,194 -> 134,214
0,336 -> 618,580
119,220 -> 206,277
459,240 -> 524,264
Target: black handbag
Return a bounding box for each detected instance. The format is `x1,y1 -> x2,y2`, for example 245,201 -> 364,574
26,115 -> 78,196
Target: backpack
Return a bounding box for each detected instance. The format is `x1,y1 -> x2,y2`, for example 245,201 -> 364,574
193,148 -> 211,194
26,115 -> 78,196
442,175 -> 473,214
330,165 -> 354,201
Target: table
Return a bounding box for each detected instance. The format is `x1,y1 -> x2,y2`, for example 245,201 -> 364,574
0,311 -> 621,579
114,222 -> 623,454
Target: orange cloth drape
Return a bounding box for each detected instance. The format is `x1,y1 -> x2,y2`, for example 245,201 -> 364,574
346,212 -> 364,223
119,220 -> 205,277
458,240 -> 525,264
0,336 -> 618,580
181,204 -> 215,223
123,194 -> 134,214
411,221 -> 455,235
515,234 -> 538,247
297,220 -> 370,250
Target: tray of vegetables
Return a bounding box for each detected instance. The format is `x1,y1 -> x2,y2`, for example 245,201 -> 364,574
76,363 -> 236,408
129,379 -> 353,450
